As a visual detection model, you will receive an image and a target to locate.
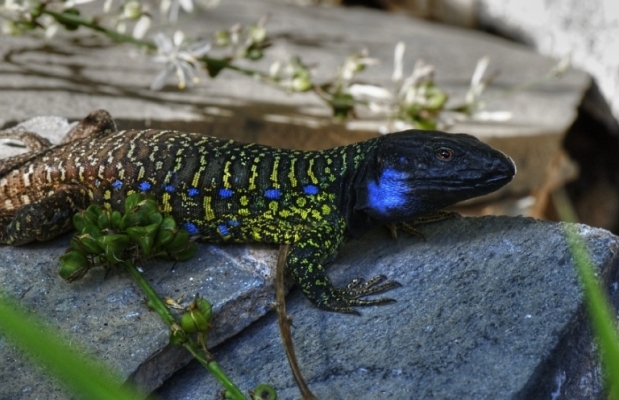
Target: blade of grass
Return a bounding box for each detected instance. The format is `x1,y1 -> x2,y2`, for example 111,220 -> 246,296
553,188 -> 619,399
0,292 -> 146,400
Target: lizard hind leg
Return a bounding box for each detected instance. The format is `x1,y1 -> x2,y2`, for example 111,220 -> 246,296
0,187 -> 88,245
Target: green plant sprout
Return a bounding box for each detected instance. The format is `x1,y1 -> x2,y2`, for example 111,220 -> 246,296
58,192 -> 276,400
0,0 -> 569,130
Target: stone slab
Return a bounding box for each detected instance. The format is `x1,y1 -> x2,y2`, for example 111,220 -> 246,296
0,234 -> 279,399
475,0 -> 619,125
156,217 -> 619,400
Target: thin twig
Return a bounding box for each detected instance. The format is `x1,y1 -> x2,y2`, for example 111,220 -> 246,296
274,244 -> 317,400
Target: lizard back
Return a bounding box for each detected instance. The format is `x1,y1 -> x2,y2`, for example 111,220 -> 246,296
0,128 -> 373,244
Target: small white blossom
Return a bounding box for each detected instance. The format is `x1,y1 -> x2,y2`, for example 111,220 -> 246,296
465,56 -> 489,106
195,0 -> 220,8
132,14 -> 150,39
160,0 -> 194,22
103,0 -> 114,13
123,0 -> 142,19
392,41 -> 405,81
150,31 -> 211,91
0,0 -> 40,22
348,84 -> 391,100
471,111 -> 513,122
338,50 -> 378,82
63,0 -> 97,8
269,58 -> 313,92
549,54 -> 571,77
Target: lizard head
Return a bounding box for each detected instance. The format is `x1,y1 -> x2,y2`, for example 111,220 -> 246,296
354,130 -> 516,224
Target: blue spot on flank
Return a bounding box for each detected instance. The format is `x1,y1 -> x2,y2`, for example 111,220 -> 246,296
164,184 -> 175,193
303,184 -> 319,195
367,168 -> 409,215
219,188 -> 233,198
138,181 -> 152,191
187,188 -> 199,197
94,179 -> 100,187
264,188 -> 281,200
111,179 -> 123,190
218,224 -> 230,237
228,219 -> 240,227
183,222 -> 199,236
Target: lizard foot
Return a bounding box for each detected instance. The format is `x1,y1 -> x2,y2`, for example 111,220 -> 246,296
387,210 -> 460,239
324,275 -> 402,315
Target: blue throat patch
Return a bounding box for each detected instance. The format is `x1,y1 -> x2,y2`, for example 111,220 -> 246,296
367,168 -> 410,215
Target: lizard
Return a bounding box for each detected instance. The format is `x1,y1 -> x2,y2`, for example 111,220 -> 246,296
0,110 -> 516,313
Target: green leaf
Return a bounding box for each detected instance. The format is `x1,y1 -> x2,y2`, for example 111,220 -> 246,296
204,58 -> 229,78
0,293 -> 145,400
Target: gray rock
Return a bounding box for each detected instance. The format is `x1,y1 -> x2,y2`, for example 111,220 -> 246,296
156,216 -> 617,400
475,0 -> 619,124
0,235 -> 280,399
0,116 -> 73,159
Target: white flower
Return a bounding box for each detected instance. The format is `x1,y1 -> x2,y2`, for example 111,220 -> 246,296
160,0 -> 194,22
548,54 -> 571,77
132,14 -> 150,39
150,31 -> 211,91
465,56 -> 489,106
62,0 -> 97,8
392,41 -> 405,81
0,0 -> 40,22
338,50 -> 379,82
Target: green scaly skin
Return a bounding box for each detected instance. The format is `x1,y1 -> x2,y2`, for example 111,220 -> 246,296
0,110 -> 516,313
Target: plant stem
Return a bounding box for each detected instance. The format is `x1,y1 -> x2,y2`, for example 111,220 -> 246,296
121,260 -> 247,400
42,9 -> 155,49
42,9 -> 268,80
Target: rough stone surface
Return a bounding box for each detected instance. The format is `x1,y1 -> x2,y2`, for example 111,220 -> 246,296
0,0 -> 590,200
475,0 -> 619,124
0,235 -> 279,399
156,217 -> 619,400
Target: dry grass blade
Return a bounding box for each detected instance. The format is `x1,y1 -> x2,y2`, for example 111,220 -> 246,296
275,244 -> 318,400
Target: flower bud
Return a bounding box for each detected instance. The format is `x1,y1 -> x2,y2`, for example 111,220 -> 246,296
169,327 -> 187,346
154,216 -> 177,247
126,222 -> 160,256
97,234 -> 130,265
180,310 -> 208,334
250,383 -> 277,400
58,251 -> 90,282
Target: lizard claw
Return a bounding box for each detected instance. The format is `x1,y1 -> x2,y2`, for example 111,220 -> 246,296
317,275 -> 402,314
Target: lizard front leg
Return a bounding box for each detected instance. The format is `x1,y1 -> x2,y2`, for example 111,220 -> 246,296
61,109 -> 117,143
287,224 -> 401,314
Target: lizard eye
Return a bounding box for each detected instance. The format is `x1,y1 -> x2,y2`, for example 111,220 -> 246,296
437,147 -> 454,160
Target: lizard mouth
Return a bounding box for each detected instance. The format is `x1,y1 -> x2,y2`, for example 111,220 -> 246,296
417,169 -> 515,197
